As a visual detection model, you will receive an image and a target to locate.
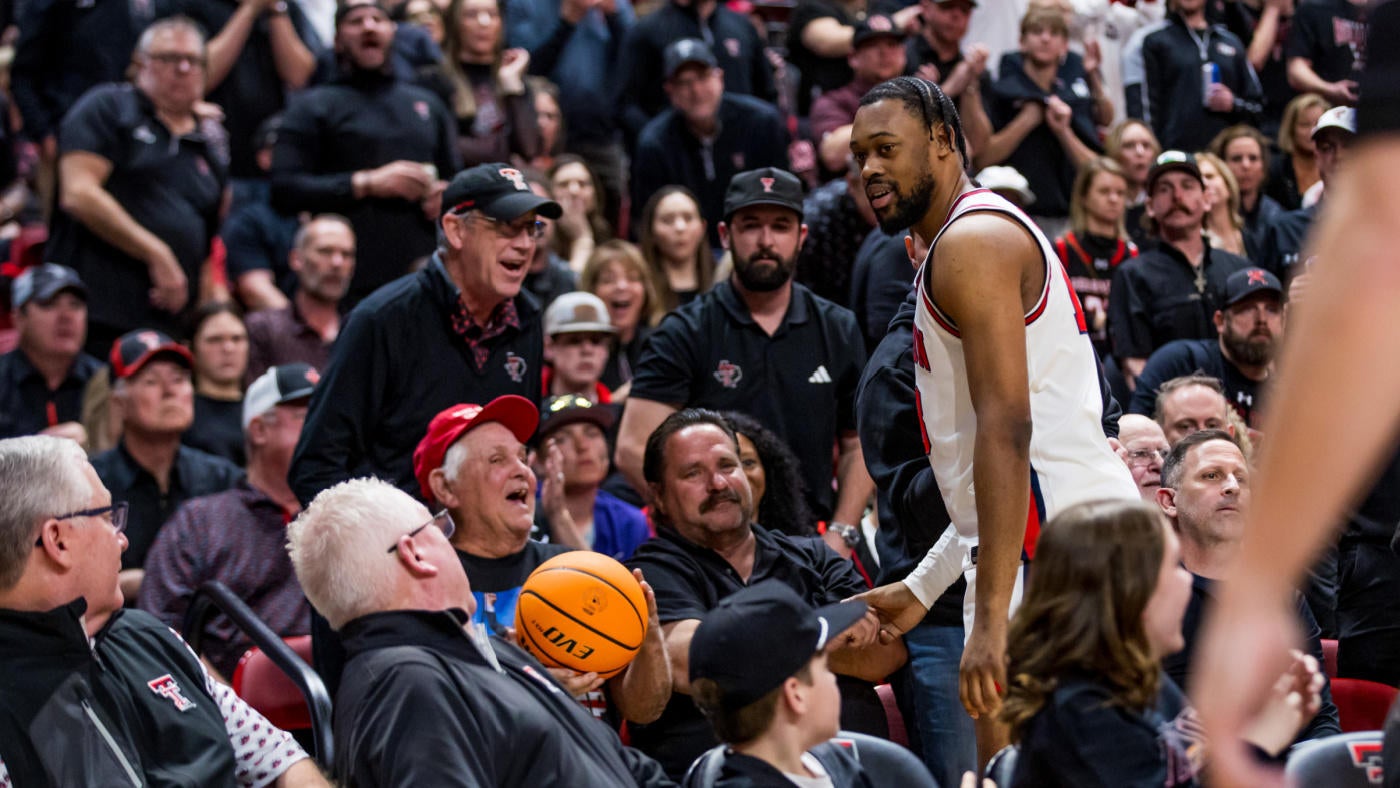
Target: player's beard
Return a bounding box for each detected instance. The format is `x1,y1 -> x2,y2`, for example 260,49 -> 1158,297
876,167 -> 938,234
732,249 -> 797,292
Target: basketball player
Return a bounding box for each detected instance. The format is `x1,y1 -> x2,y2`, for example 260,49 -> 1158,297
849,76 -> 1138,758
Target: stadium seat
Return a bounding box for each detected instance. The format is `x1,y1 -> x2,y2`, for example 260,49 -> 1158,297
1331,678 -> 1399,733
875,683 -> 909,747
986,745 -> 1019,786
1322,638 -> 1339,678
233,636 -> 316,732
1285,731 -> 1384,786
683,731 -> 937,787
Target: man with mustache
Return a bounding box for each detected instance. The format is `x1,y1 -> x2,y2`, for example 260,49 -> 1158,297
1127,267 -> 1283,431
625,409 -> 907,779
616,167 -> 874,554
1108,151 -> 1253,390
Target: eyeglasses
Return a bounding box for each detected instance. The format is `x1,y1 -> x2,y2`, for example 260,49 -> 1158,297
146,52 -> 207,69
386,509 -> 455,553
36,502 -> 129,547
471,212 -> 546,240
1126,448 -> 1168,465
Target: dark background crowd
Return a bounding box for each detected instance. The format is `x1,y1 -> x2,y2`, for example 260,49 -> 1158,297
0,0 -> 1395,782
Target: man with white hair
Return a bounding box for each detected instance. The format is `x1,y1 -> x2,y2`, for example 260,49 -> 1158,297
0,435 -> 324,786
1112,413 -> 1170,501
287,476 -> 674,786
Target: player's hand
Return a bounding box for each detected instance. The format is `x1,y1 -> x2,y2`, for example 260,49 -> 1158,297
547,667 -> 606,697
852,581 -> 928,643
147,244 -> 189,313
959,618 -> 1007,719
1242,651 -> 1323,757
1206,83 -> 1235,112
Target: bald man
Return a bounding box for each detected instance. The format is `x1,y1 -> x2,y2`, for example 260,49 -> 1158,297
1112,414 -> 1171,500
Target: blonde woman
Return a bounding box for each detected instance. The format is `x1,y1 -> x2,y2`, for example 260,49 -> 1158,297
1195,152 -> 1247,258
1267,93 -> 1329,210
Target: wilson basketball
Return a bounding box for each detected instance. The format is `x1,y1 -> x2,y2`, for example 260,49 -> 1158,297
515,551 -> 649,679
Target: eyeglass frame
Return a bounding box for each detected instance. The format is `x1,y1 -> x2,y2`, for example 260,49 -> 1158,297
1125,447 -> 1168,465
144,52 -> 208,69
453,209 -> 546,240
35,502 -> 130,547
386,509 -> 456,553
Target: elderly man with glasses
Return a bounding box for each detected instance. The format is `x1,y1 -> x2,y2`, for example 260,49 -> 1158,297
290,162 -> 560,513
0,435 -> 327,787
287,475 -> 674,786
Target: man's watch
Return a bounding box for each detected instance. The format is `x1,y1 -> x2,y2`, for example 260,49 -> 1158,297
828,522 -> 861,549
269,1 -> 289,15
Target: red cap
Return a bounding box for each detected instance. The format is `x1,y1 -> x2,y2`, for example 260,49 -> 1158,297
412,395 -> 539,503
109,329 -> 194,380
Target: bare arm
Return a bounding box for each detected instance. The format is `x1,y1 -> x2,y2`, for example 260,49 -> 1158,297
662,619 -> 700,695
235,270 -> 292,312
1194,138 -> 1400,785
827,610 -> 909,682
1248,0 -> 1287,72
934,213 -> 1037,718
1287,57 -> 1357,104
204,0 -> 267,91
832,430 -> 874,526
273,759 -> 331,787
614,397 -> 679,496
607,570 -> 672,723
266,12 -> 316,89
800,17 -> 855,58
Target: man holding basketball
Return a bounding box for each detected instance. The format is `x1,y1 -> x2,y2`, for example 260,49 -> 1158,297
848,76 -> 1137,763
287,476 -> 674,786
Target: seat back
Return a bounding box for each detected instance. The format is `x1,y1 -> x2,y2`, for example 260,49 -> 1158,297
875,683 -> 909,747
683,731 -> 937,787
232,635 -> 316,732
1332,678 -> 1399,733
1285,731 -> 1384,786
1323,638 -> 1339,678
986,745 -> 1019,785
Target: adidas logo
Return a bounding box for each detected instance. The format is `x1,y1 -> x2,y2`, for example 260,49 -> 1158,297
808,365 -> 832,384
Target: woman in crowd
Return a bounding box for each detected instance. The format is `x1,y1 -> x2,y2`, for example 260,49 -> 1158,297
1209,125 -> 1284,259
1002,499 -> 1321,787
183,302 -> 249,466
1055,156 -> 1137,359
433,0 -> 541,167
400,0 -> 446,46
521,77 -> 565,172
1267,93 -> 1329,211
1104,119 -> 1161,248
638,185 -> 713,313
580,240 -> 663,395
549,155 -> 613,272
1195,152 -> 1248,259
722,411 -> 817,537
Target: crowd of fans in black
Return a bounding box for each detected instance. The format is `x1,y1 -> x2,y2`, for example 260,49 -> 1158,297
0,0 -> 1396,782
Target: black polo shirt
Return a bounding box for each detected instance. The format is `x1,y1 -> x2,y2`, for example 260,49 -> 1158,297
271,69 -> 460,303
629,279 -> 866,521
288,255 -> 545,507
1107,240 -> 1252,360
182,394 -> 245,466
221,199 -> 299,298
1257,204 -> 1316,276
90,441 -> 245,570
625,523 -> 875,779
0,349 -> 101,439
50,84 -> 229,338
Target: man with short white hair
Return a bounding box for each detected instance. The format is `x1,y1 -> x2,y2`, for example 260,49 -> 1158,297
286,476 -> 674,786
0,435 -> 324,786
1113,413 -> 1171,501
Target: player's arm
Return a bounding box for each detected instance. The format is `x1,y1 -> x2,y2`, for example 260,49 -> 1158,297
614,397 -> 679,496
934,213 -> 1037,718
828,609 -> 909,682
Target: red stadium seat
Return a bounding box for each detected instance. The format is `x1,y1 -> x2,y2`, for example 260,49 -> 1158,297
1330,677 -> 1398,733
1322,638 -> 1339,678
232,635 -> 316,732
875,683 -> 908,747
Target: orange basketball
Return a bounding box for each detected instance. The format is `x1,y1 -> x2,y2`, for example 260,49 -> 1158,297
515,551 -> 648,679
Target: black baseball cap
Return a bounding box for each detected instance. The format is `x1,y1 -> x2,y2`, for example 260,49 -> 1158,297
1145,150 -> 1203,192
690,580 -> 867,711
538,394 -> 616,441
852,14 -> 903,48
335,0 -> 388,26
109,329 -> 193,380
723,167 -> 805,222
11,263 -> 86,310
1223,267 -> 1282,307
441,162 -> 562,222
663,38 -> 718,80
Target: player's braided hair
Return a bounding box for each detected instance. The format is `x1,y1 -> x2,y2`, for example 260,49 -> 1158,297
858,76 -> 970,168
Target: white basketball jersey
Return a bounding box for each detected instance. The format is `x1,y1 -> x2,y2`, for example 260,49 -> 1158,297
912,188 -> 1138,543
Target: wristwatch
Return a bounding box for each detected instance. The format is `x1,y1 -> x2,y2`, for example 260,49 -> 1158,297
269,1 -> 289,15
828,522 -> 861,549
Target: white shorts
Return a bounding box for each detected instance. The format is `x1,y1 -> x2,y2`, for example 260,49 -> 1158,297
961,560 -> 1028,644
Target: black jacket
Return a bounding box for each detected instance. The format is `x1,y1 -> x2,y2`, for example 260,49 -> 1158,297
334,608 -> 673,787
1136,14 -> 1263,151
1108,240 -> 1252,360
0,601 -> 238,787
289,256 -> 544,507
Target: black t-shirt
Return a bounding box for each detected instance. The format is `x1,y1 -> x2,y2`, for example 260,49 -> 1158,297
183,394 -> 246,467
50,85 -> 229,337
1126,338 -> 1264,428
905,37 -> 965,94
457,540 -> 574,636
221,200 -> 299,297
1359,0 -> 1400,136
0,349 -> 101,439
785,0 -> 859,115
1286,0 -> 1368,83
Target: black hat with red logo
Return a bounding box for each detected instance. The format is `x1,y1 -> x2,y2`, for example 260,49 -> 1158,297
723,167 -> 805,222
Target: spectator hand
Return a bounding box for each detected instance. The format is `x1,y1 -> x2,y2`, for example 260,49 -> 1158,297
1206,83 -> 1235,112
633,568 -> 661,630
497,49 -> 530,95
1083,38 -> 1102,74
40,422 -> 88,446
959,618 -> 1007,719
422,179 -> 446,221
836,610 -> 882,650
1327,80 -> 1360,105
547,667 -> 606,697
962,772 -> 998,788
1044,96 -> 1073,134
366,160 -> 434,201
916,63 -> 943,85
146,243 -> 189,313
852,581 -> 928,643
967,44 -> 990,76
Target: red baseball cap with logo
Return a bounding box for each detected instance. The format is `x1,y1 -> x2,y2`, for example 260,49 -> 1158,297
412,395 -> 539,502
109,329 -> 194,380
